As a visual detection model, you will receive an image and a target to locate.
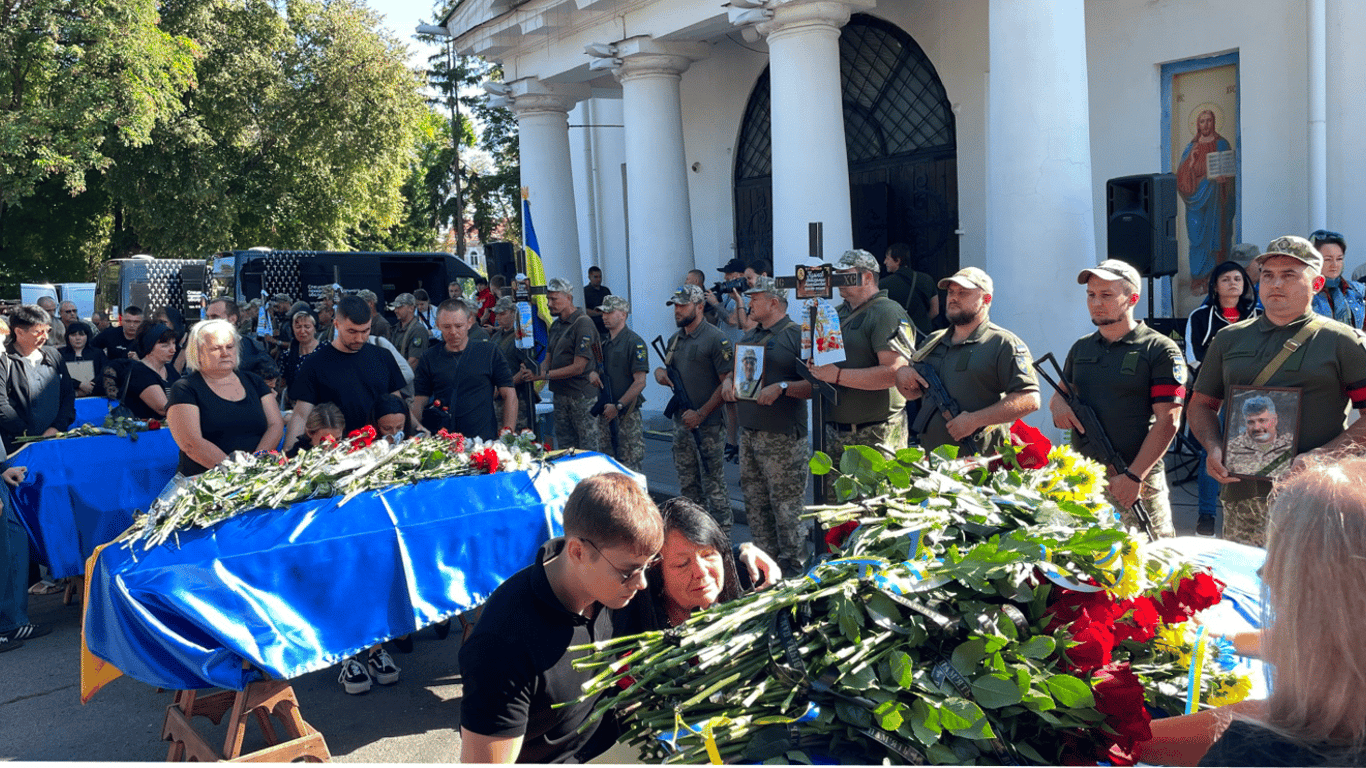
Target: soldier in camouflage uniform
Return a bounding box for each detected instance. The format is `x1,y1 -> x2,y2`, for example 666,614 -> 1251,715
1050,260 -> 1184,538
1191,236 -> 1366,547
1223,396 -> 1295,479
723,277 -> 812,574
654,284 -> 734,529
810,250 -> 915,499
594,295 -> 648,471
490,296 -> 534,431
515,278 -> 599,451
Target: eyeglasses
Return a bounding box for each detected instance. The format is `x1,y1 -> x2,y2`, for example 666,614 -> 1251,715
1310,229 -> 1344,243
580,537 -> 660,584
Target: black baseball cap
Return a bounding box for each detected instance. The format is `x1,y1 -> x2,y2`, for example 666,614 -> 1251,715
718,258 -> 747,273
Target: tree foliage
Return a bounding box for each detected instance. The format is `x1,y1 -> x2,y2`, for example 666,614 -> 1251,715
104,0 -> 428,256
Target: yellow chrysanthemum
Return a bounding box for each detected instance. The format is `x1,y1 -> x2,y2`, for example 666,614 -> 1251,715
1113,544 -> 1144,598
1207,674 -> 1253,707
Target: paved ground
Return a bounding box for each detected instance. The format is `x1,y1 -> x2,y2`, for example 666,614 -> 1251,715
0,414 -> 1206,762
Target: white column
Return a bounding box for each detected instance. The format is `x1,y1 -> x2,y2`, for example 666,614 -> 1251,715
1308,0 -> 1327,229
614,37 -> 708,409
986,0 -> 1095,388
757,0 -> 872,273
508,80 -> 589,285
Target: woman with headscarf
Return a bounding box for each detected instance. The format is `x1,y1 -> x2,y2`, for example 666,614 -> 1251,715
1184,260 -> 1260,536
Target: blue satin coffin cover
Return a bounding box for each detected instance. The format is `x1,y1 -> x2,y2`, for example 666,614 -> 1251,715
83,453 -> 634,691
73,397 -> 115,427
11,429 -> 179,578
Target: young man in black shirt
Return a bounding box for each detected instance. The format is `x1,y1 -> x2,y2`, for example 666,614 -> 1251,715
459,473 -> 664,763
284,295 -> 405,444
92,305 -> 145,361
582,266 -> 612,337
409,300 -> 515,441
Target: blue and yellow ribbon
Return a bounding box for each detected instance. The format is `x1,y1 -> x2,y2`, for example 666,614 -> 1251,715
1185,625 -> 1211,714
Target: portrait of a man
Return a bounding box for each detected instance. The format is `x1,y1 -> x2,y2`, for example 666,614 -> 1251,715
735,345 -> 763,400
1225,391 -> 1298,480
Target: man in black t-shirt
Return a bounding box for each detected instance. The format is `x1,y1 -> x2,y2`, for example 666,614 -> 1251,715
284,295 -> 404,444
582,266 -> 611,337
460,473 -> 664,764
409,300 -> 515,441
92,305 -> 145,361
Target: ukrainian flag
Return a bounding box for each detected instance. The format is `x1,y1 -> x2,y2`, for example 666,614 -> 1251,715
521,191 -> 551,362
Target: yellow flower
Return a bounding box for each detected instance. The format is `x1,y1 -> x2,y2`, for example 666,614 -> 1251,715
1112,543 -> 1144,599
1207,674 -> 1253,707
1156,623 -> 1191,666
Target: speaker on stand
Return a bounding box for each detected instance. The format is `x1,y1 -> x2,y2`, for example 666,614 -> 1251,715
1107,173 -> 1177,319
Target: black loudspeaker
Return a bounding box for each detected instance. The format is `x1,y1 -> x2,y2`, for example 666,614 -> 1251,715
1106,173 -> 1177,277
484,241 -> 517,283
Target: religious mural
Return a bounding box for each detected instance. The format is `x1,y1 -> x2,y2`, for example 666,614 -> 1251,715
1167,60 -> 1240,315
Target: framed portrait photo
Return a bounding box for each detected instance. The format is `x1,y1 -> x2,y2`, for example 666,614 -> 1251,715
734,343 -> 765,401
1223,385 -> 1301,481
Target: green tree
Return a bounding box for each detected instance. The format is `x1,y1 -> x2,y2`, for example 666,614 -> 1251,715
105,0 -> 428,257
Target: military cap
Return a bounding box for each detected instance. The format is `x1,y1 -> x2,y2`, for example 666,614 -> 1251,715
597,295 -> 631,313
836,249 -> 878,272
387,292 -> 416,310
741,347 -> 758,361
546,277 -> 573,294
356,289 -> 378,303
1255,235 -> 1323,273
1078,259 -> 1142,290
667,284 -> 705,305
493,296 -> 518,314
938,267 -> 994,295
744,276 -> 788,301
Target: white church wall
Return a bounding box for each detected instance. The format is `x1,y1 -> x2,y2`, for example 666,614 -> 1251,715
568,96 -> 628,295
1084,0 -> 1312,311
1327,2 -> 1366,278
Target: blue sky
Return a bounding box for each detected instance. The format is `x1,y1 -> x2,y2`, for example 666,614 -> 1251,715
368,0 -> 445,67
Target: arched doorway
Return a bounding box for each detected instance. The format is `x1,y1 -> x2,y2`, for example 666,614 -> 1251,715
734,15 -> 958,278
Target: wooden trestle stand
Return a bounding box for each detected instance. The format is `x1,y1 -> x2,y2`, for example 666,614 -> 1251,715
162,663 -> 330,762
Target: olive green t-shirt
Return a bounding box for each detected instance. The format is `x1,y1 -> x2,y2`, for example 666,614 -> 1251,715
828,291 -> 912,425
912,320 -> 1037,453
491,327 -> 533,375
546,308 -> 599,398
665,320 -> 733,427
1064,322 -> 1188,467
737,316 -> 807,437
1194,311 -> 1366,501
601,327 -> 648,415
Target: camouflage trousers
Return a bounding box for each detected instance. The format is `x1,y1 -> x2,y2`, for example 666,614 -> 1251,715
553,395 -> 598,452
1103,459 -> 1175,538
822,411 -> 908,500
598,407 -> 645,473
740,428 -> 811,574
1222,491 -> 1271,548
673,422 -> 731,530
494,396 -> 530,433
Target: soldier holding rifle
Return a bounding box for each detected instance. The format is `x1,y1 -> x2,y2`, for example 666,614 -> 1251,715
490,296 -> 534,431
592,295 -> 648,471
515,278 -> 598,451
1048,260 -> 1184,537
654,285 -> 734,531
895,267 -> 1039,454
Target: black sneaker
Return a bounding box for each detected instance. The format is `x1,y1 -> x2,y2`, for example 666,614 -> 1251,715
0,636 -> 23,653
338,656 -> 372,695
392,634 -> 414,654
724,443 -> 739,464
368,648 -> 400,686
1196,514 -> 1216,537
3,623 -> 50,642
433,619 -> 452,640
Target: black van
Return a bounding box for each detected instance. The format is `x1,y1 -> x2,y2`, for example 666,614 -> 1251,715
210,249 -> 480,307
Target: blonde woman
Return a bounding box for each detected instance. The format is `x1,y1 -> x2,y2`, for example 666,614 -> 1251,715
166,320 -> 284,477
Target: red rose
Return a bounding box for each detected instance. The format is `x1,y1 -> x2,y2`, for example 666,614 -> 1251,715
147,419 -> 162,430
1112,597 -> 1159,644
1064,621 -> 1114,672
1045,587 -> 1117,633
1153,589 -> 1189,624
824,520 -> 860,549
1010,419 -> 1053,469
1091,663 -> 1151,759
1176,571 -> 1223,613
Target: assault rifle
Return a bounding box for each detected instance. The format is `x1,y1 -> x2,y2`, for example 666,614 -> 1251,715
1032,353 -> 1158,542
651,335 -> 710,474
589,341 -> 620,456
910,361 -> 984,455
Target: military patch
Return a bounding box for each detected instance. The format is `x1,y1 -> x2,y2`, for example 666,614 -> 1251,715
1014,342 -> 1032,372
1171,357 -> 1187,385
634,343 -> 647,363
720,338 -> 734,362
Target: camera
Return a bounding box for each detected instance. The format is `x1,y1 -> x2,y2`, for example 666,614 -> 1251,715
712,277 -> 749,295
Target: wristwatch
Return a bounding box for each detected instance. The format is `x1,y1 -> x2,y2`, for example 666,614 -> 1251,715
614,402 -> 624,411
779,381 -> 789,394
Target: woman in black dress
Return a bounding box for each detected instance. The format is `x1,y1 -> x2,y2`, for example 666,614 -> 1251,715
122,324 -> 181,419
166,319 -> 284,477
58,321 -> 106,398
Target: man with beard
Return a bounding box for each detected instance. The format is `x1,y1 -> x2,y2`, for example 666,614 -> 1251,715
896,266 -> 1039,455
1048,260 -> 1185,536
654,284 -> 733,531
284,295 -> 405,444
1224,396 -> 1294,479
810,250 -> 915,475
1190,236 -> 1366,546
516,278 -> 599,451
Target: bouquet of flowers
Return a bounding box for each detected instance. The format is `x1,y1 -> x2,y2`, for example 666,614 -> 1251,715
122,428 -> 550,551
11,413 -> 161,444
564,444 -> 1252,765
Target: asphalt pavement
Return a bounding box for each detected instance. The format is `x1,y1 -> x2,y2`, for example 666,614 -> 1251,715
0,413 -> 1203,762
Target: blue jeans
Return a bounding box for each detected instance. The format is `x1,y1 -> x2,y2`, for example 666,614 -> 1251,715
0,486 -> 30,633
1196,446 -> 1220,517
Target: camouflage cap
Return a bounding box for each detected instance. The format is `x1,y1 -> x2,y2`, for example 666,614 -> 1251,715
356,289 -> 378,303
271,293 -> 293,304
1230,243 -> 1261,266
667,284 -> 705,305
493,296 -> 518,314
938,267 -> 994,294
744,275 -> 788,301
1077,259 -> 1142,290
546,277 -> 573,294
387,292 -> 416,310
836,249 -> 878,271
1255,235 -> 1323,273
597,295 -> 631,313
741,347 -> 757,361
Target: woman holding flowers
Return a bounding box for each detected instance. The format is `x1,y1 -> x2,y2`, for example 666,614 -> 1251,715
167,320 -> 284,477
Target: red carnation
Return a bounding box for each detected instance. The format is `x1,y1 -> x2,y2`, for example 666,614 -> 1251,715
147,419 -> 162,430
1112,597 -> 1159,645
1176,571 -> 1223,613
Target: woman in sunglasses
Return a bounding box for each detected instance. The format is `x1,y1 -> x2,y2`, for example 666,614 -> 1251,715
1309,229 -> 1364,330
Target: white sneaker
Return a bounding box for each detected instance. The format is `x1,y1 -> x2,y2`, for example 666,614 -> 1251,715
368,648 -> 400,685
338,656 -> 372,695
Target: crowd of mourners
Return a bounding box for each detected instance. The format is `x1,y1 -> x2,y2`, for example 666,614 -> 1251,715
1,229 -> 1364,764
